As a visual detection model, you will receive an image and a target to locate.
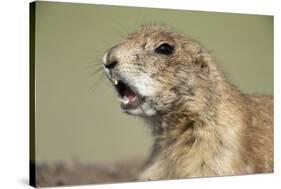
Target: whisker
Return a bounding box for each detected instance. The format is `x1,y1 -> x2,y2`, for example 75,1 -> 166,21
85,65 -> 103,72
84,65 -> 105,80
90,73 -> 107,93
92,67 -> 104,74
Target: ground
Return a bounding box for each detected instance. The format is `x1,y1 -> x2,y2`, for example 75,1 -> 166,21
35,159 -> 144,187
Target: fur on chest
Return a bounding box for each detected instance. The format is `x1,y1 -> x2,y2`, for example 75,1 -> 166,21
141,117 -> 248,180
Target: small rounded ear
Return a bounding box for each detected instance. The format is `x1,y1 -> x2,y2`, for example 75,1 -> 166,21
182,42 -> 209,73
195,55 -> 210,73
182,41 -> 202,56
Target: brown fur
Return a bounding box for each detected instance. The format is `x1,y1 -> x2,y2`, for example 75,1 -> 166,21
103,24 -> 273,180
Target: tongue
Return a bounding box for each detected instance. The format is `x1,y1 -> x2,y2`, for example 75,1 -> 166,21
125,87 -> 136,102
120,86 -> 140,109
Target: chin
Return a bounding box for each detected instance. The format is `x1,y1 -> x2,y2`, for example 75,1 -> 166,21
122,102 -> 157,117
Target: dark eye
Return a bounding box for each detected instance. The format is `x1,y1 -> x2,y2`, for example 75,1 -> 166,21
155,43 -> 174,55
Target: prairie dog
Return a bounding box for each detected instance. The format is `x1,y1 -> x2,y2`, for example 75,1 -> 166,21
102,25 -> 273,180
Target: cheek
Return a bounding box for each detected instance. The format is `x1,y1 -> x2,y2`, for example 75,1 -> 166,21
153,91 -> 178,111
130,73 -> 162,97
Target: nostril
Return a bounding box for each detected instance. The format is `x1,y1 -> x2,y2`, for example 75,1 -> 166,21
105,60 -> 118,69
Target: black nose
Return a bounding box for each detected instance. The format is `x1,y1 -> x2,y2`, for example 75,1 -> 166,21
105,60 -> 118,69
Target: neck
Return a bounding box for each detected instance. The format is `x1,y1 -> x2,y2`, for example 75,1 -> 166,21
149,79 -> 245,141
143,79 -> 247,177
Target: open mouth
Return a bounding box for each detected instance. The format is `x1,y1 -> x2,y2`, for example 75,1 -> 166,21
111,77 -> 141,110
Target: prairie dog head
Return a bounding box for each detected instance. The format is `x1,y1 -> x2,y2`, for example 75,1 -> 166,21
102,25 -> 219,117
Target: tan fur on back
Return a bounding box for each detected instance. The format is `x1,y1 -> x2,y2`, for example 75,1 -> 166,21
103,24 -> 273,180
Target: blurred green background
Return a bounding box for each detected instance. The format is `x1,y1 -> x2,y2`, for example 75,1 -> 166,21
34,1 -> 273,165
